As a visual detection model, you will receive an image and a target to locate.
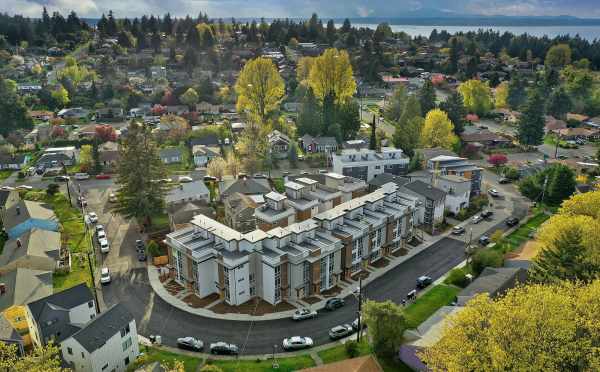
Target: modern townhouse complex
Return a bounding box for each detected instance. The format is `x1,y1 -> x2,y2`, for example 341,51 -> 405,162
332,147 -> 409,181
426,155 -> 483,196
165,180 -> 418,307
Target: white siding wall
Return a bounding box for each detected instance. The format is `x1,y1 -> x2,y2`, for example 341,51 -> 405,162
61,338 -> 91,372
261,263 -> 276,305
197,259 -> 218,298
228,263 -> 250,305
69,302 -> 97,325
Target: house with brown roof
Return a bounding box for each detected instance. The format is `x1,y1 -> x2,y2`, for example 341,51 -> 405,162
557,127 -> 600,141
544,115 -> 567,134
460,130 -> 512,149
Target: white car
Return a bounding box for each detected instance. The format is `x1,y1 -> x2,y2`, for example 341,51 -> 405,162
100,267 -> 111,284
95,224 -> 105,233
282,336 -> 313,351
74,173 -> 90,180
472,215 -> 483,224
99,238 -> 110,253
87,212 -> 98,223
0,186 -> 15,191
178,176 -> 193,183
16,185 -> 33,190
108,193 -> 117,203
488,189 -> 500,198
292,308 -> 317,321
97,229 -> 106,240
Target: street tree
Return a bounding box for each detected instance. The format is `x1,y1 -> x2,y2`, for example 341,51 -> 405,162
562,65 -> 593,100
307,48 -> 356,104
487,153 -> 508,168
362,300 -> 407,357
517,89 -> 545,146
207,157 -> 226,181
418,79 -> 436,116
545,43 -> 571,68
439,91 -> 467,135
116,121 -> 167,228
180,87 -> 199,109
79,144 -> 93,170
494,81 -> 509,109
419,281 -> 600,371
384,84 -> 408,122
235,57 -> 285,123
0,341 -> 68,371
458,79 -> 492,116
420,109 -> 458,150
296,56 -> 316,85
337,100 -> 361,140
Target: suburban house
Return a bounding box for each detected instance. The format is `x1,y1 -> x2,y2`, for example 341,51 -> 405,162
77,124 -> 98,139
4,200 -> 59,239
433,175 -> 471,215
29,110 -> 54,121
219,177 -> 271,200
159,148 -> 183,164
166,105 -> 189,116
414,147 -> 457,165
36,152 -> 76,168
95,107 -> 125,121
456,267 -> 528,306
0,154 -> 29,170
196,102 -> 221,115
544,115 -> 567,134
167,201 -> 214,231
267,130 -> 291,159
0,229 -> 61,272
402,180 -> 446,228
192,145 -> 221,167
427,155 -> 483,196
0,189 -> 20,225
189,134 -> 220,148
0,268 -> 53,347
165,180 -> 210,205
460,130 -> 512,150
0,313 -> 24,355
165,181 -> 417,306
59,303 -> 139,372
27,283 -> 97,348
300,135 -> 338,153
557,127 -> 600,141
332,147 -> 410,182
224,192 -> 263,233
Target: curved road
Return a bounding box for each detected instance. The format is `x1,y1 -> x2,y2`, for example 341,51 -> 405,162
103,237 -> 466,355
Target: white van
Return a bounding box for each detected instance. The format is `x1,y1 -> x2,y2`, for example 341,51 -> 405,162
74,173 -> 90,180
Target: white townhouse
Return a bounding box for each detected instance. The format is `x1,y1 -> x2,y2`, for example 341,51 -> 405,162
332,147 -> 409,182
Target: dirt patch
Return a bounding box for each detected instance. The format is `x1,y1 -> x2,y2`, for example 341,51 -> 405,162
506,240 -> 541,261
351,271 -> 370,281
183,293 -> 220,308
321,286 -> 342,297
371,257 -> 390,268
211,298 -> 296,315
408,237 -> 422,247
303,296 -> 321,305
393,248 -> 409,257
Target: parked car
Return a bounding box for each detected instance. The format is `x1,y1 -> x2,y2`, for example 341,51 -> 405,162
282,336 -> 313,351
499,177 -> 512,184
108,193 -> 117,203
292,308 -> 317,321
74,173 -> 90,180
479,235 -> 491,245
352,317 -> 365,331
137,251 -> 147,262
329,324 -> 354,340
209,342 -> 239,355
16,185 -> 33,190
472,215 -> 483,224
100,267 -> 111,284
506,217 -> 520,227
158,178 -> 173,183
451,226 -> 465,235
557,155 -> 568,160
87,212 -> 98,224
325,298 -> 344,311
203,176 -> 217,182
177,337 -> 204,351
416,275 -> 433,289
95,174 -> 111,179
481,210 -> 493,219
0,186 -> 15,191
77,196 -> 87,207
99,238 -> 110,253
97,229 -> 106,240
253,173 -> 267,179
35,165 -> 45,175
488,189 -> 501,198
135,239 -> 145,252
95,224 -> 105,233
178,176 -> 193,183
54,175 -> 70,182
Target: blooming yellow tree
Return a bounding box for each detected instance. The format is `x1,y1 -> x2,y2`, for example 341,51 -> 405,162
420,109 -> 458,150
307,48 -> 356,104
458,79 -> 493,116
235,57 -> 285,124
419,280 -> 600,372
494,81 -> 509,109
296,56 -> 316,84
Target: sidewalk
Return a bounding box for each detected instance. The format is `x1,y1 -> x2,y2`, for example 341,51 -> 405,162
147,227 -> 460,321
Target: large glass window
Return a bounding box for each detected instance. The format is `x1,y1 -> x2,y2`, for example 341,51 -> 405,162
328,253 -> 335,287
223,267 -> 230,301
274,265 -> 281,302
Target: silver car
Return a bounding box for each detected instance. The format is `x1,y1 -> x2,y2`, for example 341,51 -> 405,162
282,336 -> 313,351
292,308 -> 317,321
329,324 -> 354,340
177,337 -> 204,351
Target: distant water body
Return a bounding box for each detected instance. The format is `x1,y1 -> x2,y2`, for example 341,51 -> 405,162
338,24 -> 600,41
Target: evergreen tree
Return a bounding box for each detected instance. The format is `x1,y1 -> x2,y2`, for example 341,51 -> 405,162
518,89 -> 545,146
116,122 -> 167,228
418,79 -> 436,116
337,100 -> 361,140
439,91 -> 467,135
546,164 -> 576,205
507,73 -> 527,110
322,91 -> 336,134
384,85 -> 408,122
0,77 -> 33,137
392,95 -> 422,157
546,87 -> 572,120
297,88 -> 321,136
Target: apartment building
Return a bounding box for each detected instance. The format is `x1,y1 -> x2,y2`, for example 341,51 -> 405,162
332,147 -> 409,181
427,155 -> 483,196
165,181 -> 417,306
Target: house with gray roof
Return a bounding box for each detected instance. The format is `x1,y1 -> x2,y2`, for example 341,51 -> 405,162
0,229 -> 61,273
165,180 -> 210,205
4,200 -> 59,239
26,283 -> 96,348
368,173 -> 410,192
0,189 -> 20,225
167,201 -> 214,231
300,134 -> 338,153
457,267 -> 528,306
60,303 -> 139,372
159,148 -> 183,164
192,145 -> 221,167
402,180 -> 446,228
218,177 -> 271,200
37,152 -> 75,168
0,268 -> 53,314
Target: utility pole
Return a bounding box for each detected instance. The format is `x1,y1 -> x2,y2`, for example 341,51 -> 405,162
80,192 -> 100,313
465,228 -> 473,265
356,276 -> 363,343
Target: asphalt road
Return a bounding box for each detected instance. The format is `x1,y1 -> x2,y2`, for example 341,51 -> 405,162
102,237 -> 467,355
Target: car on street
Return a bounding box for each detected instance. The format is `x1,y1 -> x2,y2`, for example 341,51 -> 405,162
54,175 -> 70,182
137,251 -> 147,261
479,235 -> 491,246
481,210 -> 493,219
329,324 -> 354,340
352,317 -> 365,331
95,224 -> 105,233
77,196 -> 87,207
97,229 -> 106,240
209,342 -> 239,355
74,173 -> 90,180
177,337 -> 204,351
95,174 -> 111,179
282,336 -> 313,351
292,308 -> 317,321
109,193 -> 117,203
325,298 -> 344,310
488,189 -> 501,198
0,186 -> 15,191
451,226 -> 465,235
100,267 -> 111,284
16,185 -> 33,190
178,176 -> 193,183
87,212 -> 98,223
416,275 -> 433,289
472,215 -> 483,224
557,155 -> 568,160
499,177 -> 511,184
99,238 -> 110,253
158,178 -> 173,183
203,176 -> 217,182
506,217 -> 520,227
135,239 -> 145,252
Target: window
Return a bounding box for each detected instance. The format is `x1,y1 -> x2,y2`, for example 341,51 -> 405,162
81,352 -> 84,358
122,337 -> 132,352
90,315 -> 94,320
102,363 -> 109,370
88,301 -> 93,308
223,267 -> 230,301
328,253 -> 335,287
67,347 -> 73,355
375,166 -> 381,170
274,265 -> 282,302
249,273 -> 256,296
192,260 -> 199,293
124,357 -> 130,366
120,324 -> 130,337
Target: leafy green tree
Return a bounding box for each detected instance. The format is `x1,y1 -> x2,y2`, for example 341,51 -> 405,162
180,87 -> 199,109
546,164 -> 576,205
116,122 -> 168,228
288,141 -> 299,167
297,88 -> 321,136
322,91 -> 336,135
52,84 -> 70,108
507,73 -> 527,111
518,89 -> 545,146
0,77 -> 33,137
235,57 -> 285,123
472,249 -> 504,276
46,183 -> 60,196
458,79 -> 492,116
546,87 -> 572,120
420,109 -> 458,150
545,43 -> 571,68
393,95 -> 423,157
362,300 -> 407,357
562,65 -> 593,100
0,341 -> 68,371
337,100 -> 361,140
439,91 -> 467,135
384,85 -> 408,122
418,79 -> 436,116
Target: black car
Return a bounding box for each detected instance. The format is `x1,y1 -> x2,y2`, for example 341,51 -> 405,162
481,210 -> 493,219
210,342 -> 239,355
416,275 -> 433,289
137,251 -> 147,261
135,239 -> 145,252
54,175 -> 70,182
325,298 -> 344,310
506,217 -> 520,227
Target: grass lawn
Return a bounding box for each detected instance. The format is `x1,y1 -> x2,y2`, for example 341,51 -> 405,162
318,340 -> 371,364
493,212 -> 550,254
210,354 -> 315,372
0,170 -> 13,181
128,346 -> 202,372
147,211 -> 170,232
404,284 -> 461,329
53,253 -> 93,289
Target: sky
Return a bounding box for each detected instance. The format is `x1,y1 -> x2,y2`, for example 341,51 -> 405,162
2,0 -> 600,19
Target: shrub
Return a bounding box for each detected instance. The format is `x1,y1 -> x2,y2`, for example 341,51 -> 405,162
46,183 -> 59,196
17,171 -> 25,179
345,340 -> 359,358
503,167 -> 520,180
472,250 -> 504,276
490,229 -> 504,243
445,268 -> 471,288
146,240 -> 163,257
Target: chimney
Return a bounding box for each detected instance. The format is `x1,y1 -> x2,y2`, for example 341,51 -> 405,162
0,283 -> 5,295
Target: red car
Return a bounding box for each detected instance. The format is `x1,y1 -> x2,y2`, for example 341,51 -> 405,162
95,174 -> 111,180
